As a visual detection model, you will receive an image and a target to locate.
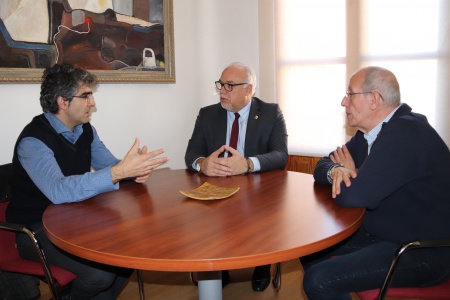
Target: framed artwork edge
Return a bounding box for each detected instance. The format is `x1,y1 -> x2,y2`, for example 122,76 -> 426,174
0,0 -> 175,84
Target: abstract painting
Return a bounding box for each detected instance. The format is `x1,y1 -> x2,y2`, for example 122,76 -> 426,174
0,0 -> 174,83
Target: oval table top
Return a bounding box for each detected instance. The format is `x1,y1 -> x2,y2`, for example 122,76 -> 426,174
43,169 -> 364,272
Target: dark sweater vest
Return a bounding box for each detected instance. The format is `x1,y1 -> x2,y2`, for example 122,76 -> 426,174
6,114 -> 93,226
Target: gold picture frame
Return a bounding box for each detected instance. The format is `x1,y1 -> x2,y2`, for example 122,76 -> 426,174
0,0 -> 175,83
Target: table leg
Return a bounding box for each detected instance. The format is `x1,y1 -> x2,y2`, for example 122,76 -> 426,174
197,271 -> 222,300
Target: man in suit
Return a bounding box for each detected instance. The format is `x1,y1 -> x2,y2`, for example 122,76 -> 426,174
185,62 -> 288,292
303,66 -> 450,299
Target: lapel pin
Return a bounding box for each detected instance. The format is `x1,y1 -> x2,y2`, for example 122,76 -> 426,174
254,115 -> 259,120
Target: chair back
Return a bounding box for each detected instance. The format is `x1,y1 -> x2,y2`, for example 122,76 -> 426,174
0,200 -> 21,262
356,239 -> 450,300
1,202 -> 76,283
0,163 -> 77,300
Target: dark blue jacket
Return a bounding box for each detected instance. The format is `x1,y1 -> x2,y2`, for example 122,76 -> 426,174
314,104 -> 450,244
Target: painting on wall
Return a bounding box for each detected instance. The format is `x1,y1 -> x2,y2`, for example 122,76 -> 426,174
0,0 -> 175,83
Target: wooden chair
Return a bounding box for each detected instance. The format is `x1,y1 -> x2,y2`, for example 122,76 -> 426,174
356,239 -> 450,300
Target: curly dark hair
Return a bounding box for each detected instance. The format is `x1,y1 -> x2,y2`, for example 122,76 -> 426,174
40,64 -> 98,113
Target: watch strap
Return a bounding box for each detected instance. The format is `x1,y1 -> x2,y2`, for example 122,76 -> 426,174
327,163 -> 344,183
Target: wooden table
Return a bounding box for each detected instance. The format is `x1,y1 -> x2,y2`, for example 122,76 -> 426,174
43,169 -> 364,299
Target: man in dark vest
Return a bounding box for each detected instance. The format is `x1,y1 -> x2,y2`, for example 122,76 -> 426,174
6,64 -> 169,299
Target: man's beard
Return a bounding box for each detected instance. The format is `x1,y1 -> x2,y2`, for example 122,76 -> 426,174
220,102 -> 232,111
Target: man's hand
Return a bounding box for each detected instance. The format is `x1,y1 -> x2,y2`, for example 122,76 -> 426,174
111,138 -> 169,183
330,166 -> 357,198
225,146 -> 249,175
330,145 -> 356,172
329,144 -> 359,198
199,146 -> 232,177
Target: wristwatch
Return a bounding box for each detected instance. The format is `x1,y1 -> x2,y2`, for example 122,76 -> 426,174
327,163 -> 344,183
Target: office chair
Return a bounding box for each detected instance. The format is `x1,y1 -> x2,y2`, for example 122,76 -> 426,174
356,238 -> 450,300
0,201 -> 77,300
0,163 -> 76,300
0,163 -> 145,300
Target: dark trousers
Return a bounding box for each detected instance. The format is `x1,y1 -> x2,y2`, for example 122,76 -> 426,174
301,227 -> 450,300
16,223 -> 132,300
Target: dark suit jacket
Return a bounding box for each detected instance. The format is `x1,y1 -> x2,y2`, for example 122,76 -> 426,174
185,97 -> 288,172
313,103 -> 450,245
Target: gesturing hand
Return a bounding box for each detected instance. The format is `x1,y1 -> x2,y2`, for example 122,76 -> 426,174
111,138 -> 169,183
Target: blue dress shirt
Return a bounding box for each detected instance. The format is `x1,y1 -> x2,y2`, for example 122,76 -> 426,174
17,113 -> 120,204
225,101 -> 261,171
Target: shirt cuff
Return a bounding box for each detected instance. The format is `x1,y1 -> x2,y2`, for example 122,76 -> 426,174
249,157 -> 261,172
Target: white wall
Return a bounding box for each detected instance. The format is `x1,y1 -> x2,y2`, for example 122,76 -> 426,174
0,0 -> 276,169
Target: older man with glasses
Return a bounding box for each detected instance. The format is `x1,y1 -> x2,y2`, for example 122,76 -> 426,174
303,66 -> 450,299
184,62 -> 288,292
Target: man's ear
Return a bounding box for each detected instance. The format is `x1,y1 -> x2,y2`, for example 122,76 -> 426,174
57,96 -> 68,110
246,84 -> 254,96
370,91 -> 381,110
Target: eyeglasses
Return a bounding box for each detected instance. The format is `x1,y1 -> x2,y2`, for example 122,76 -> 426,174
70,92 -> 94,104
215,81 -> 248,92
345,91 -> 371,100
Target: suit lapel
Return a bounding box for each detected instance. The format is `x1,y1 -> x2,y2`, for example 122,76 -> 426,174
245,98 -> 260,155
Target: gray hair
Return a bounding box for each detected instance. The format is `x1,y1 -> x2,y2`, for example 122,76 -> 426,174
227,62 -> 257,95
40,64 -> 98,114
360,66 -> 401,106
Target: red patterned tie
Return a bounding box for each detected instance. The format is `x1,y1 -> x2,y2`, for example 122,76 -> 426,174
229,113 -> 240,155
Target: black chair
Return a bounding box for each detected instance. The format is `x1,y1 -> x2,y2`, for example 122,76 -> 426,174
356,238 -> 450,300
0,163 -> 76,300
1,163 -> 146,300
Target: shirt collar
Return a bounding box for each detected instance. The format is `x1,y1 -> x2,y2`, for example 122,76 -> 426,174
44,112 -> 84,143
364,104 -> 402,153
227,100 -> 252,120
